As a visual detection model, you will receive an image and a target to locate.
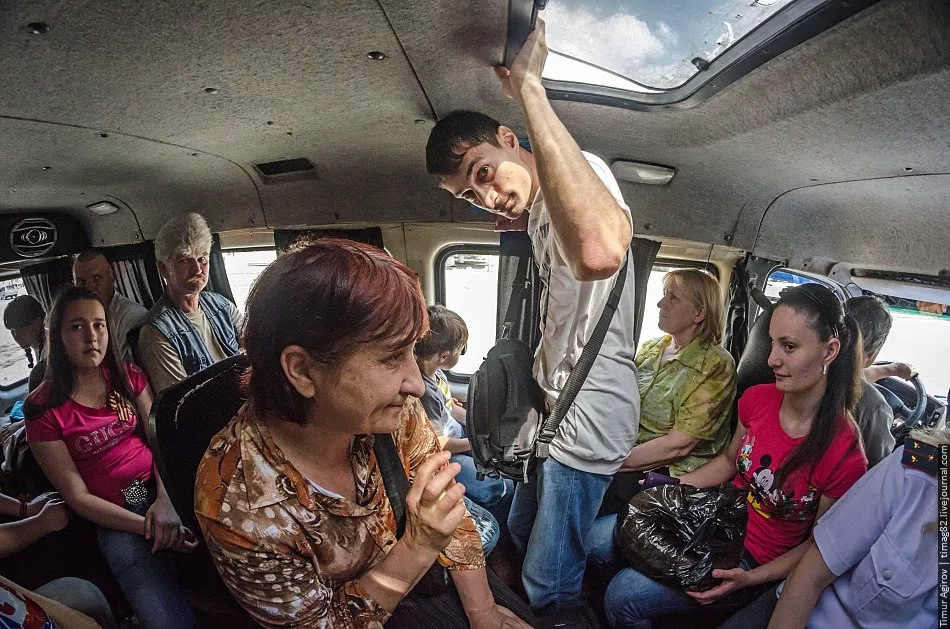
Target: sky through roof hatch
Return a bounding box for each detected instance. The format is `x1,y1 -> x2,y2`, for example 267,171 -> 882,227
541,0 -> 795,93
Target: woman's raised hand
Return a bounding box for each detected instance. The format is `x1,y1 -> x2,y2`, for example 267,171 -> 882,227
403,451 -> 467,555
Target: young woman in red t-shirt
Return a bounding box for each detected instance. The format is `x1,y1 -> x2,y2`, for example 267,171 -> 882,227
24,286 -> 198,629
601,283 -> 868,628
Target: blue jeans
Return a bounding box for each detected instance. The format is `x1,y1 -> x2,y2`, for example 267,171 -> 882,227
452,453 -> 514,512
507,456 -> 612,613
36,577 -> 117,629
96,499 -> 199,629
603,551 -> 766,629
586,514 -> 620,566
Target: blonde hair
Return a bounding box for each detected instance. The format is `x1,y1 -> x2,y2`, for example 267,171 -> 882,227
664,268 -> 725,344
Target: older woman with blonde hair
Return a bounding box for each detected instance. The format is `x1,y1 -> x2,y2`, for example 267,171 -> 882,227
623,268 -> 736,476
597,268 -> 736,517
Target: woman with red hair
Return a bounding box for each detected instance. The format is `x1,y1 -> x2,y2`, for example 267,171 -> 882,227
195,238 -> 532,628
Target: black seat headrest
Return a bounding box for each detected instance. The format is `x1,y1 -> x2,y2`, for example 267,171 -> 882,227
736,286 -> 776,398
147,354 -> 248,532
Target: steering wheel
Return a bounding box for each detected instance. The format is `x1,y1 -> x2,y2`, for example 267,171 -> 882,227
874,376 -> 929,436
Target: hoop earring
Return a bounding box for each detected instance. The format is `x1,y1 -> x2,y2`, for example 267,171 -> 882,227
822,363 -> 828,375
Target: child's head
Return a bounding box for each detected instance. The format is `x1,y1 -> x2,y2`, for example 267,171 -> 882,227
48,286 -> 112,374
414,305 -> 468,370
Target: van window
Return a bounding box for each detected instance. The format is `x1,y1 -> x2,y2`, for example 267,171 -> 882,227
542,0 -> 795,92
221,249 -> 277,314
875,301 -> 950,399
764,268 -> 845,301
436,247 -> 499,377
0,277 -> 31,388
639,261 -> 719,351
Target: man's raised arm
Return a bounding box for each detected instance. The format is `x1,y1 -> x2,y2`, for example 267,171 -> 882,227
496,20 -> 632,281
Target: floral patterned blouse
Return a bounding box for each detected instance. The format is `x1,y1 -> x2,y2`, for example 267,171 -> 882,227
195,397 -> 484,628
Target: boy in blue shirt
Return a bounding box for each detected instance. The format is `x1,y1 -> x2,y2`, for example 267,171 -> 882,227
415,306 -> 514,515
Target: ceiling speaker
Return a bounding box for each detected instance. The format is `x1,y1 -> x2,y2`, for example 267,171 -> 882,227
9,217 -> 58,258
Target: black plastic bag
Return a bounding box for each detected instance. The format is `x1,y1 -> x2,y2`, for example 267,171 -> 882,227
615,482 -> 747,591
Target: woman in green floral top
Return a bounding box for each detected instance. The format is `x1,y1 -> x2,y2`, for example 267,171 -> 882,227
619,268 -> 737,477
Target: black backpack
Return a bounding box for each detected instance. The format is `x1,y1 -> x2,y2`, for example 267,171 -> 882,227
467,338 -> 546,482
467,253 -> 628,483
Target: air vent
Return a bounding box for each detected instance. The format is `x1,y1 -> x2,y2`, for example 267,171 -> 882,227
254,158 -> 316,178
9,217 -> 57,258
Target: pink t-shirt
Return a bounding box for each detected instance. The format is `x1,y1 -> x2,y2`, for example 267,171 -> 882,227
733,384 -> 867,565
26,362 -> 153,507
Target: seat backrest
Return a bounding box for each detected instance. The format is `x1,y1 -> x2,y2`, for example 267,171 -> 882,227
147,354 -> 248,532
735,287 -> 776,398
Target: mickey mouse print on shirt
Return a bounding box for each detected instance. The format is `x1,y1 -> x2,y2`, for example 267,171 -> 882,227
738,438 -> 819,521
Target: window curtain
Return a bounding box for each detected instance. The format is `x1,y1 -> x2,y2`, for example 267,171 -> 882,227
20,258 -> 73,312
207,234 -> 236,304
725,253 -> 752,365
630,237 -> 662,348
273,227 -> 385,252
100,242 -> 162,309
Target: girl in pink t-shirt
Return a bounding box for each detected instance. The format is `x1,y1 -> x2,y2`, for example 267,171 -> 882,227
603,283 -> 868,629
24,286 -> 198,629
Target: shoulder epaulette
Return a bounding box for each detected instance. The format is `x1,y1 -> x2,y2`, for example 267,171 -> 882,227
902,438 -> 939,476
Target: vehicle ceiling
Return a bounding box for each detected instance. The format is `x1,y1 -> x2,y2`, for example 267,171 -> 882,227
0,0 -> 948,276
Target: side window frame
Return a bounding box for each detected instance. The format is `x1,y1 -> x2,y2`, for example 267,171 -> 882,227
764,268 -> 847,303
651,258 -> 720,280
434,244 -> 500,384
0,274 -> 32,393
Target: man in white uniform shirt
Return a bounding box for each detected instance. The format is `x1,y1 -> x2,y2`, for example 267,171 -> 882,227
426,20 -> 640,620
73,249 -> 148,362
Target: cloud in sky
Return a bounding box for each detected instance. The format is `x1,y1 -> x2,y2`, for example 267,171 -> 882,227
541,3 -> 687,89
544,3 -> 664,74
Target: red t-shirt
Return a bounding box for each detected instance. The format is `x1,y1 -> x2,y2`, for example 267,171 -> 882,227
733,384 -> 867,564
26,362 -> 153,507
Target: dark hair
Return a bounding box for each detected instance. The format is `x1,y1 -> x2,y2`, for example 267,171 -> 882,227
772,283 -> 863,488
25,286 -> 134,419
3,295 -> 44,330
243,238 -> 429,424
425,110 -> 503,178
845,295 -> 892,359
415,305 -> 468,357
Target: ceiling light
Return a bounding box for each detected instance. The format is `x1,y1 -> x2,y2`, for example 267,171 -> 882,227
86,201 -> 119,216
611,161 -> 676,185
367,51 -> 386,61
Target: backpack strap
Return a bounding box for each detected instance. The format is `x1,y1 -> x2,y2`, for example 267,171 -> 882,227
535,251 -> 630,459
501,255 -> 533,341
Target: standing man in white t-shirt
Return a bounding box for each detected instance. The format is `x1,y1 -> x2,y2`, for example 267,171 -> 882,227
72,249 -> 148,362
425,20 -> 640,620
